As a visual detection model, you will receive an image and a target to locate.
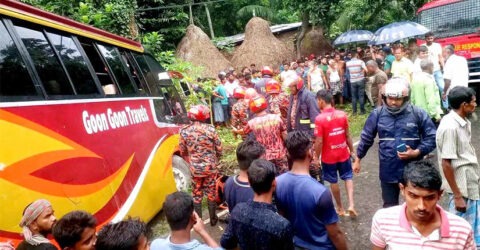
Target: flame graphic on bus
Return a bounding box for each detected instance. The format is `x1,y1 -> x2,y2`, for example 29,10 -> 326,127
0,110 -> 132,236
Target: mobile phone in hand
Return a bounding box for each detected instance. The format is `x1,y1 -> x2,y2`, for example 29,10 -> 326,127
397,143 -> 407,152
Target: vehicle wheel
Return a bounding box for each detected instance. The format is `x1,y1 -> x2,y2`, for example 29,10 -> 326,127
172,155 -> 191,191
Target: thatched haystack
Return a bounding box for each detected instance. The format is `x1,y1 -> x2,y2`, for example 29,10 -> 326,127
300,28 -> 333,57
231,17 -> 294,70
176,25 -> 232,78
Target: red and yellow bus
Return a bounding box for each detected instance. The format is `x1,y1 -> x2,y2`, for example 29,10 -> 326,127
0,0 -> 191,244
416,0 -> 480,91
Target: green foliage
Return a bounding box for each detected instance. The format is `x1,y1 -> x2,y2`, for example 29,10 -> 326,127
212,37 -> 235,53
217,127 -> 242,175
330,0 -> 429,36
142,32 -> 165,54
20,0 -> 137,39
136,0 -> 190,51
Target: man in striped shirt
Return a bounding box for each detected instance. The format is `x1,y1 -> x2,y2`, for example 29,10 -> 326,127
346,51 -> 367,115
437,86 -> 479,246
371,160 -> 476,250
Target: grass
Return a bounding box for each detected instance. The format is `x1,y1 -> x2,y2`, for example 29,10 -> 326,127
216,104 -> 370,173
338,104 -> 372,138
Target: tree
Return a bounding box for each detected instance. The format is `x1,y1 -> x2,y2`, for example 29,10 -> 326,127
284,0 -> 337,58
20,0 -> 138,39
330,0 -> 429,38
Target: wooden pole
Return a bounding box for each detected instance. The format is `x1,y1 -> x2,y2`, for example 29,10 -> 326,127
189,3 -> 193,25
204,3 -> 214,38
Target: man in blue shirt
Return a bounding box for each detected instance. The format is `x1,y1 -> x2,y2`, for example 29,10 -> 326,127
275,131 -> 348,249
221,159 -> 294,250
224,138 -> 265,211
151,192 -> 221,250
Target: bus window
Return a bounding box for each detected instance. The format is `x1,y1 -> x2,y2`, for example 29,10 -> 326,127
97,44 -> 136,95
120,51 -> 148,95
133,53 -> 188,123
46,32 -> 99,95
132,53 -> 161,96
79,39 -> 116,95
13,21 -> 74,96
0,20 -> 37,97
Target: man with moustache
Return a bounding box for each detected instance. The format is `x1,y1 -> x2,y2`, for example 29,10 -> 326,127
437,86 -> 480,246
17,199 -> 57,250
371,161 -> 476,249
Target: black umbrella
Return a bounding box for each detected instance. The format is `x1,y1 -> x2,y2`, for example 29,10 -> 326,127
369,21 -> 430,45
333,30 -> 374,46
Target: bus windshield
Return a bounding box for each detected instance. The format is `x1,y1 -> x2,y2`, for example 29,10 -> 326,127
417,0 -> 480,38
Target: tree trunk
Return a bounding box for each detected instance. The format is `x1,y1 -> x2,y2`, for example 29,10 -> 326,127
189,4 -> 194,25
129,14 -> 139,39
296,11 -> 309,59
204,4 -> 214,38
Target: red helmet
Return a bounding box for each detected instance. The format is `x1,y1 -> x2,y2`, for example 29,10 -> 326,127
261,66 -> 273,76
245,88 -> 259,100
284,76 -> 304,91
249,96 -> 268,113
296,77 -> 304,90
187,105 -> 210,121
265,79 -> 281,94
233,87 -> 246,99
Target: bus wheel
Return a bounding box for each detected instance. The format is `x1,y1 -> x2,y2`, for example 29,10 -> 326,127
172,155 -> 191,191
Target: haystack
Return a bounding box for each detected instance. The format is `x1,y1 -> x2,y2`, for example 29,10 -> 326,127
231,17 -> 294,70
176,25 -> 232,78
300,28 -> 333,57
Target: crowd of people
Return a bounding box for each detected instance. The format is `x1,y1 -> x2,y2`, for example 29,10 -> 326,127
2,31 -> 478,250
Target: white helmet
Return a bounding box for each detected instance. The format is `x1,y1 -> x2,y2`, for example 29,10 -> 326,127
383,77 -> 409,98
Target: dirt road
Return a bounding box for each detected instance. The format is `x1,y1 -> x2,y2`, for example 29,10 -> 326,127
150,111 -> 480,250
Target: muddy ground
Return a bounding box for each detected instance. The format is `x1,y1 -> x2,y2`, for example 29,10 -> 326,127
149,111 -> 480,250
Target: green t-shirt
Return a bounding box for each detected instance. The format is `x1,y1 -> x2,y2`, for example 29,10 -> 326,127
214,85 -> 229,105
384,54 -> 395,71
320,64 -> 329,74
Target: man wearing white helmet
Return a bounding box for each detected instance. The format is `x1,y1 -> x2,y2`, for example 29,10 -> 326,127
354,77 -> 437,208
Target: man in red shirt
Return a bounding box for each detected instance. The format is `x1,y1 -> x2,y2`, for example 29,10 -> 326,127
314,89 -> 357,217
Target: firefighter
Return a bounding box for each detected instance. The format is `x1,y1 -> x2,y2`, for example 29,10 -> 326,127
266,79 -> 289,124
286,76 -> 320,137
244,96 -> 288,174
231,87 -> 249,138
254,66 -> 274,96
179,105 -> 222,226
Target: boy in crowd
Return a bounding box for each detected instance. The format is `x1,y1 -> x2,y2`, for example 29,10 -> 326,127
95,219 -> 149,250
371,161 -> 475,249
53,211 -> 97,250
151,192 -> 221,250
221,159 -> 294,250
275,131 -> 347,249
314,90 -> 357,217
17,199 -> 57,250
224,138 -> 265,211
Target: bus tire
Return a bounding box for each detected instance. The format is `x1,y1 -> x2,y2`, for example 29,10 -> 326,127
172,155 -> 191,191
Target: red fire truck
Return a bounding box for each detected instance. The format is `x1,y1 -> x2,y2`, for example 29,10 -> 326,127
416,0 -> 480,94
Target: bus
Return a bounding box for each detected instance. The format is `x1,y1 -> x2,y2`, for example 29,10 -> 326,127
416,0 -> 480,94
0,0 -> 191,245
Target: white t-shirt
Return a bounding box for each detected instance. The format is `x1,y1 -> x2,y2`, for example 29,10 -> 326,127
413,58 -> 422,75
422,42 -> 442,71
224,80 -> 239,97
281,70 -> 299,90
443,54 -> 469,93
